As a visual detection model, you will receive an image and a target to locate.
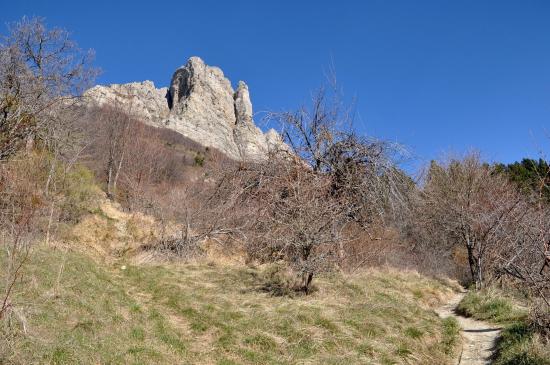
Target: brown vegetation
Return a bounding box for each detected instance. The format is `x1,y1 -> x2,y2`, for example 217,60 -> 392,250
0,17 -> 99,324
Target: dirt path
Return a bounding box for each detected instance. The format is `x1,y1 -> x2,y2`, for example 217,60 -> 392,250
436,292 -> 502,365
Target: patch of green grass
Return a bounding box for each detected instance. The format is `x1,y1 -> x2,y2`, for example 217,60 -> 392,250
217,359 -> 239,365
0,248 -> 192,364
130,326 -> 145,341
51,346 -> 75,364
243,334 -> 278,352
457,289 -> 526,324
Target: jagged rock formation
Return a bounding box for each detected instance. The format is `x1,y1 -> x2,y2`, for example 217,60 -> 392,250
85,57 -> 284,160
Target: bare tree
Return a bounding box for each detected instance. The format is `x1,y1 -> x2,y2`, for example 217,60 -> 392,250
0,16 -> 98,160
416,153 -> 527,289
148,174 -> 246,258
271,86 -> 411,232
230,86 -> 410,293
240,158 -> 342,292
87,105 -> 133,199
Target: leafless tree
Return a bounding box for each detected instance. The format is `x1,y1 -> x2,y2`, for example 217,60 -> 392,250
239,158 -> 343,292
270,86 -> 411,233
416,153 -> 527,289
230,86 -> 411,293
85,105 -> 133,199
0,16 -> 98,160
148,173 -> 246,258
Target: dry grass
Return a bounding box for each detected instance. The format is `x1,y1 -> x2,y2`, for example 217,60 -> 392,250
63,199 -> 159,259
0,240 -> 461,364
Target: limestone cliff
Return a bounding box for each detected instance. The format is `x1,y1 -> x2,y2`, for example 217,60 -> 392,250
85,57 -> 284,160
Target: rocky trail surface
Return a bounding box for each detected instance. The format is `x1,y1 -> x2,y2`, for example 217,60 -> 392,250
436,292 -> 502,365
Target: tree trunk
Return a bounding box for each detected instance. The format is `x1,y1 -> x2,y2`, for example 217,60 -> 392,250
466,239 -> 479,288
45,156 -> 57,196
476,256 -> 483,290
106,158 -> 113,199
113,150 -> 125,195
45,202 -> 55,245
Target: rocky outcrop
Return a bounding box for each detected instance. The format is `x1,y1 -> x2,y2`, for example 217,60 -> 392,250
85,81 -> 169,127
84,57 -> 284,161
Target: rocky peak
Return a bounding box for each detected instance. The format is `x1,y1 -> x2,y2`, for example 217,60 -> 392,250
84,56 -> 285,160
168,57 -> 233,117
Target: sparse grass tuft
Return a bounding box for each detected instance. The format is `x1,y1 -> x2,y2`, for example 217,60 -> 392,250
440,317 -> 460,355
404,326 -> 424,339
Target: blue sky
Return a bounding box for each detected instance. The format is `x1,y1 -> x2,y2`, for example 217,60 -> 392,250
2,0 -> 550,168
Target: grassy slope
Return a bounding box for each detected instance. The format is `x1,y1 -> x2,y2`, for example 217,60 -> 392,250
457,289 -> 550,365
1,245 -> 460,365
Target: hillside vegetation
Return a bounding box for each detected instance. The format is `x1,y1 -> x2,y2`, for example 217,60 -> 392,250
1,16 -> 549,365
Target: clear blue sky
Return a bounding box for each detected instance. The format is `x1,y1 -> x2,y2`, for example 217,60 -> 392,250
3,0 -> 550,168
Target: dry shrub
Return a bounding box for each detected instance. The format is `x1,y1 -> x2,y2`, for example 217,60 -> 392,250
256,263 -> 319,297
67,199 -> 159,258
0,153 -> 46,320
338,225 -> 402,270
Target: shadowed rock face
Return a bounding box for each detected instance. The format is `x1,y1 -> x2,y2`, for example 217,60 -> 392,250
85,57 -> 283,160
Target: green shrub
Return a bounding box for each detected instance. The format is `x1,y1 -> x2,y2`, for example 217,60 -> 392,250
194,153 -> 205,167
